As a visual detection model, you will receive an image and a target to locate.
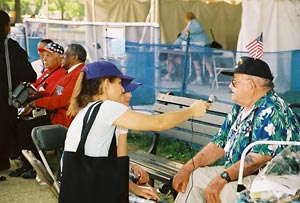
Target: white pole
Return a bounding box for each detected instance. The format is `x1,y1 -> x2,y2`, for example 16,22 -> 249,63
150,0 -> 154,44
237,140 -> 300,194
91,0 -> 99,60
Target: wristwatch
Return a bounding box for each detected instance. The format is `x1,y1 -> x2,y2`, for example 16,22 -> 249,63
220,171 -> 231,182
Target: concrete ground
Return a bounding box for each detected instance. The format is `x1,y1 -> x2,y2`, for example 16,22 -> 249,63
0,160 -> 57,203
0,155 -> 174,203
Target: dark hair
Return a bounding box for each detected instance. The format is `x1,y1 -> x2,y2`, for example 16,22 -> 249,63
40,39 -> 54,44
0,10 -> 10,38
68,72 -> 116,116
67,43 -> 87,63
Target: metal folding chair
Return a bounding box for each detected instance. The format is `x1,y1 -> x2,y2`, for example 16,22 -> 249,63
211,50 -> 236,89
30,124 -> 67,195
22,149 -> 59,199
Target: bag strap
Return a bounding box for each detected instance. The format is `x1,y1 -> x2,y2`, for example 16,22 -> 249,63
4,37 -> 13,106
77,101 -> 102,154
76,101 -> 118,158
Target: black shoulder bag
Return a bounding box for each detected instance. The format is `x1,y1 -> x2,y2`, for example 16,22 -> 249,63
4,37 -> 33,108
59,102 -> 129,203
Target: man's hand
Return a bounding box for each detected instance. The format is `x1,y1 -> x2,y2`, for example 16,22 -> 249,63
204,176 -> 227,203
172,166 -> 192,193
28,89 -> 42,99
19,105 -> 33,118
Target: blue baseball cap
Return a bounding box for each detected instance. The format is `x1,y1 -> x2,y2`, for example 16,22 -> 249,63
82,61 -> 135,83
123,81 -> 142,92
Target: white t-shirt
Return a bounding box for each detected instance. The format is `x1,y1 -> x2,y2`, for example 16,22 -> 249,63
64,100 -> 128,157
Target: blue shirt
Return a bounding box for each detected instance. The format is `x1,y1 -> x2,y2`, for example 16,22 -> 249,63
212,90 -> 300,168
174,18 -> 211,45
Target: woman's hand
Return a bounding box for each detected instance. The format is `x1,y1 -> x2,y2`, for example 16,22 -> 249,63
131,164 -> 149,184
129,181 -> 160,201
190,100 -> 210,118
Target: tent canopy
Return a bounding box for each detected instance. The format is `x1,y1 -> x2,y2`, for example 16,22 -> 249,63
85,0 -> 300,51
85,0 -> 242,50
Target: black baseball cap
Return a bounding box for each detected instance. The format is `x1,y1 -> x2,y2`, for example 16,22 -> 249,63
221,56 -> 274,81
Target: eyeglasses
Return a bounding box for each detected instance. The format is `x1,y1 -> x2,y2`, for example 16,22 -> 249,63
231,78 -> 252,88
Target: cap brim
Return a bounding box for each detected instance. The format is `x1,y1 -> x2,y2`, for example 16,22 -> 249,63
38,47 -> 54,53
124,82 -> 142,92
119,74 -> 135,81
220,70 -> 235,76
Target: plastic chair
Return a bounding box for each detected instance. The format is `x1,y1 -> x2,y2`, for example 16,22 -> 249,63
211,50 -> 236,89
31,124 -> 68,195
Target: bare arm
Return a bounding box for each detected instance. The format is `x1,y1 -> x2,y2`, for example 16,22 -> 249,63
204,152 -> 272,203
113,100 -> 209,131
220,152 -> 272,182
173,143 -> 224,192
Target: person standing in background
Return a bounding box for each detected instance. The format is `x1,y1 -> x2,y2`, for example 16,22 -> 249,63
0,10 -> 36,177
170,11 -> 214,85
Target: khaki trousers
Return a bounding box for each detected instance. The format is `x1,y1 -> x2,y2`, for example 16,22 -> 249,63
174,166 -> 255,203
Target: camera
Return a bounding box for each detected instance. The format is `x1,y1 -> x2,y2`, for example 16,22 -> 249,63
10,82 -> 36,108
32,108 -> 47,118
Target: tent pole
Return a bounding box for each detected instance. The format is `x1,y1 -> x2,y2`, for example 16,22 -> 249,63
150,0 -> 154,44
91,0 -> 99,60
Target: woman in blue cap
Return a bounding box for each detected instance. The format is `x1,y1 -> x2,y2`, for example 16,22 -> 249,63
59,61 -> 209,203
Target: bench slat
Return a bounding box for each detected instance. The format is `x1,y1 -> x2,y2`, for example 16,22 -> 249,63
156,93 -> 232,114
153,103 -> 227,126
129,151 -> 183,182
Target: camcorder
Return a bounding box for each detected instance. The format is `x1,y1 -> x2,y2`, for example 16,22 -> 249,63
10,82 -> 36,108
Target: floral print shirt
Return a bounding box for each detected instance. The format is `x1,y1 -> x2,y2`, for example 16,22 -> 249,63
212,90 -> 300,168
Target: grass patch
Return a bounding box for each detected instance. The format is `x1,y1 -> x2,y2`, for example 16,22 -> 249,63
128,131 -> 198,164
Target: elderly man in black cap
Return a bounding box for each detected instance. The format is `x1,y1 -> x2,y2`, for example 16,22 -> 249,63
172,56 -> 300,203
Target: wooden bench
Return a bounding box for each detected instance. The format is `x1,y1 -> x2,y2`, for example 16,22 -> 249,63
129,92 -> 233,185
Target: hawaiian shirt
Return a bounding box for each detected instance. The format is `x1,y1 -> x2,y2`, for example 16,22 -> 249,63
212,90 -> 300,168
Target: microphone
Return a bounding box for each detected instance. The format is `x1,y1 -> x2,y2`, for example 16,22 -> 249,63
207,95 -> 217,103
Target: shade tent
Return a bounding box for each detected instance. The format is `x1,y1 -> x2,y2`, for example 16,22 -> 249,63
84,0 -> 242,50
237,0 -> 300,52
84,0 -> 300,52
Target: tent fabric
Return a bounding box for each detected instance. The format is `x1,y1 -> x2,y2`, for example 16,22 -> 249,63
237,0 -> 300,52
236,0 -> 300,93
158,0 -> 242,50
85,0 -> 242,50
86,0 -> 150,22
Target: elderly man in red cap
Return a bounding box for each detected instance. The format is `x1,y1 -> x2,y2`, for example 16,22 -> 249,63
28,43 -> 87,128
9,42 -> 66,179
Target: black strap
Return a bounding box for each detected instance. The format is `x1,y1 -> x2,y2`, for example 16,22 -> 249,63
76,101 -> 117,158
34,66 -> 61,88
77,102 -> 102,154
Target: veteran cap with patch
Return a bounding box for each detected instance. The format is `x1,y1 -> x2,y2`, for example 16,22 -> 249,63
221,56 -> 273,80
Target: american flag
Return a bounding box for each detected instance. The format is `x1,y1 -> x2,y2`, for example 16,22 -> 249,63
246,33 -> 263,59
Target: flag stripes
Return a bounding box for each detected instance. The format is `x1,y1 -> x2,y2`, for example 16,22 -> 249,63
246,33 -> 263,59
